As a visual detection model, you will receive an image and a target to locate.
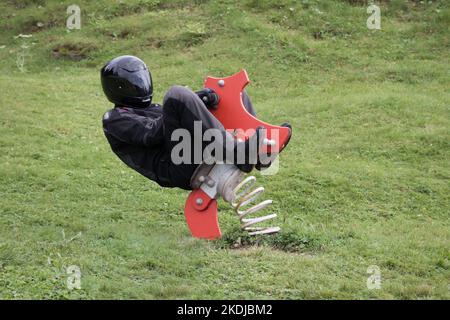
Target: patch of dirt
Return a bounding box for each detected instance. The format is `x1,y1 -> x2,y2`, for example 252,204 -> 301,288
146,37 -> 164,49
52,42 -> 96,61
217,229 -> 325,254
21,19 -> 53,33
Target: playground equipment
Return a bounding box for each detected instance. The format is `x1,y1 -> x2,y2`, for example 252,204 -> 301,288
184,70 -> 291,239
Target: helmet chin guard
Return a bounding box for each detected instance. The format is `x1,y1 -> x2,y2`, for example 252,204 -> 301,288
183,70 -> 291,239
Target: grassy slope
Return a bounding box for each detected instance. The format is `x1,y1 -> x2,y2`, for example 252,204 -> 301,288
0,0 -> 449,299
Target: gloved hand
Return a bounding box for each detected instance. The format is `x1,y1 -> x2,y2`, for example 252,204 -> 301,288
195,88 -> 220,109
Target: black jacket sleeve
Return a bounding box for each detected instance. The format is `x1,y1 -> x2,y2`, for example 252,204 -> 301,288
102,108 -> 163,147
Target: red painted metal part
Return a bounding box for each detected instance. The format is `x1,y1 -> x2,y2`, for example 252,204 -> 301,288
205,69 -> 291,154
184,69 -> 291,240
184,189 -> 221,239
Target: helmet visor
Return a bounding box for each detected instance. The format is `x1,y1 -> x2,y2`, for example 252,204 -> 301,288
117,67 -> 152,98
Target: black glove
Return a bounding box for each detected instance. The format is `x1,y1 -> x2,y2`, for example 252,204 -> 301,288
195,88 -> 220,109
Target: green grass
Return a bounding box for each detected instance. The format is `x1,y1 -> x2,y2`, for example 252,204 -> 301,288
0,0 -> 449,299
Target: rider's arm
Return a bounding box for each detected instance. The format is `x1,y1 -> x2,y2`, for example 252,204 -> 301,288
102,108 -> 163,147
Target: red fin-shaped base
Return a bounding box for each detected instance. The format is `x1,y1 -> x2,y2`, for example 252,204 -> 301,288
184,189 -> 221,239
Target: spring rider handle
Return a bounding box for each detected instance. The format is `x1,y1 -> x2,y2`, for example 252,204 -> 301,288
184,70 -> 291,239
205,70 -> 290,154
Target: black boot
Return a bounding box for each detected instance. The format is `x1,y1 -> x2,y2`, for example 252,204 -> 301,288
255,123 -> 292,171
233,127 -> 265,173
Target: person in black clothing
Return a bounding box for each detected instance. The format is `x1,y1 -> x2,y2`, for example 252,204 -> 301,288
101,55 -> 290,190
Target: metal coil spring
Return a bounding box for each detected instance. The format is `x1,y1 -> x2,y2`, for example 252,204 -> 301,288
231,176 -> 280,236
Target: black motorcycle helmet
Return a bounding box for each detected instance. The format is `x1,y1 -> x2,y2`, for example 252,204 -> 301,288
100,55 -> 153,108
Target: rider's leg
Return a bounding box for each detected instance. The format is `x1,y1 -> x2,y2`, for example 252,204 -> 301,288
162,86 -> 259,175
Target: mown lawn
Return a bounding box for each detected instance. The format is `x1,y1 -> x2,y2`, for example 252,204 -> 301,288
0,0 -> 448,299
